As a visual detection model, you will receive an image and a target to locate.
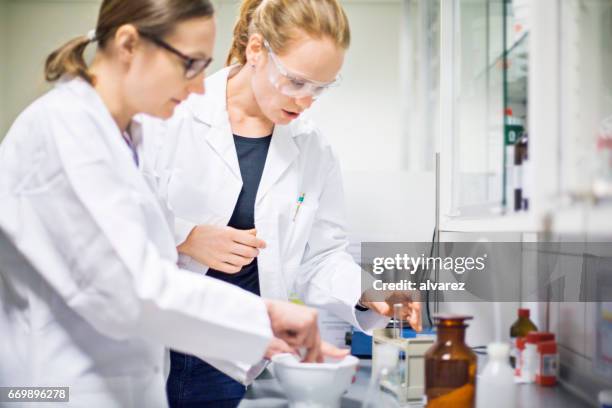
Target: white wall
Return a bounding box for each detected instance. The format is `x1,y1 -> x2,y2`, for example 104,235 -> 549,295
305,1 -> 436,242
209,0 -> 240,72
1,0 -> 100,138
0,0 -> 8,136
306,1 -> 403,173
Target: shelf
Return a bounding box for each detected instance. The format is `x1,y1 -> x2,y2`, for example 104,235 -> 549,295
440,212 -> 542,233
474,32 -> 529,83
439,204 -> 612,235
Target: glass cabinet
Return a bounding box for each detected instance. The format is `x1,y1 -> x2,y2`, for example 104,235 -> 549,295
559,0 -> 612,200
441,0 -> 531,220
440,0 -> 612,232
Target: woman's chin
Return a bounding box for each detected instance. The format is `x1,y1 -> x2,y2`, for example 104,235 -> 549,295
151,106 -> 176,120
275,113 -> 294,125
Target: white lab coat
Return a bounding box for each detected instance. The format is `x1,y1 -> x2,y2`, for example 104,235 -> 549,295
0,77 -> 273,407
141,67 -> 389,384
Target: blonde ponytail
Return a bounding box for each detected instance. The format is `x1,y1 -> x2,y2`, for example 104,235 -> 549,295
226,0 -> 263,66
45,36 -> 95,84
226,0 -> 351,67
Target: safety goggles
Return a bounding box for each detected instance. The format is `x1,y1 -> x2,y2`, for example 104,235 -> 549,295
263,39 -> 341,98
140,31 -> 212,80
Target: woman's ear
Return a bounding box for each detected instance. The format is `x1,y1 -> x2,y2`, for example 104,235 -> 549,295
246,33 -> 264,67
113,24 -> 141,63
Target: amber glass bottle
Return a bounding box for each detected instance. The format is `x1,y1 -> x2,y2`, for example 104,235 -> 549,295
425,315 -> 477,408
510,308 -> 538,338
509,308 -> 538,367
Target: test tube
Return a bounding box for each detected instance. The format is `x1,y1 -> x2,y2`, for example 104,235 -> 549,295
393,303 -> 403,339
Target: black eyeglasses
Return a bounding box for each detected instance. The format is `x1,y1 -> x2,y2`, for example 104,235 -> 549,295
139,32 -> 212,79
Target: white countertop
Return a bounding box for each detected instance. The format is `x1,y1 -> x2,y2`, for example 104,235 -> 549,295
239,359 -> 593,408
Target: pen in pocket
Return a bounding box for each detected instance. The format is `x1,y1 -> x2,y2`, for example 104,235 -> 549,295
292,193 -> 306,222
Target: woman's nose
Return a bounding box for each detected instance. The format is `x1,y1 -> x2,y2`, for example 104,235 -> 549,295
187,73 -> 206,95
295,95 -> 314,110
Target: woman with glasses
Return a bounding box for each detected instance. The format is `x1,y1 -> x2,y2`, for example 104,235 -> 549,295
142,0 -> 423,406
0,1 -> 338,406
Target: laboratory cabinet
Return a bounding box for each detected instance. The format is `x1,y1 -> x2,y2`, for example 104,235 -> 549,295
439,0 -> 612,234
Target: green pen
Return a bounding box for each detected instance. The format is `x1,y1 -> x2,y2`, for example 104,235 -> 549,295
292,193 -> 306,222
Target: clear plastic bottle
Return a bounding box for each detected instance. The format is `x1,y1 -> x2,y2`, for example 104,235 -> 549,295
477,343 -> 516,408
363,343 -> 401,408
599,389 -> 612,408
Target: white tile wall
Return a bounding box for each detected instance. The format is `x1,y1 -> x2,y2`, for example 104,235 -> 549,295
585,302 -> 597,360
549,299 -> 560,338
559,301 -> 586,355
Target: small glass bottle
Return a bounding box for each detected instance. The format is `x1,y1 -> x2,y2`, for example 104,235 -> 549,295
509,308 -> 537,368
425,315 -> 477,408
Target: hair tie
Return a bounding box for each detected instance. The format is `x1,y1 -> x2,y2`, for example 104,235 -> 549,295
86,29 -> 97,42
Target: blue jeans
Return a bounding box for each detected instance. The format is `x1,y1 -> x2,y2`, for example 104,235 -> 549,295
167,350 -> 246,408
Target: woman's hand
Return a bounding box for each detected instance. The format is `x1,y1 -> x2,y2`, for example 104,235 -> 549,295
264,299 -> 323,363
177,224 -> 266,273
264,337 -> 297,359
264,337 -> 350,361
360,291 -> 423,332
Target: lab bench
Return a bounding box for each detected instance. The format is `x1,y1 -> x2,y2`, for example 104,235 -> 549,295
239,359 -> 592,408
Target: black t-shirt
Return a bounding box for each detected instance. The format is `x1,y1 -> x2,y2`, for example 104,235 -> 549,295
205,134 -> 272,295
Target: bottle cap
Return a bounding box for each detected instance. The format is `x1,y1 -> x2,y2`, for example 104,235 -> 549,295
537,340 -> 557,353
526,332 -> 555,344
599,390 -> 612,405
599,390 -> 612,406
518,308 -> 530,318
487,342 -> 510,359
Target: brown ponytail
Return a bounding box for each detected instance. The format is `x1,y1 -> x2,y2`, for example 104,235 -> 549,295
226,0 -> 351,67
44,0 -> 215,85
45,35 -> 95,84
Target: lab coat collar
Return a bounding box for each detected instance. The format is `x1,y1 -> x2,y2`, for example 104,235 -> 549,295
61,78 -> 160,202
62,77 -> 144,151
186,66 -> 301,195
256,125 -> 298,204
187,66 -> 242,181
186,65 -> 233,128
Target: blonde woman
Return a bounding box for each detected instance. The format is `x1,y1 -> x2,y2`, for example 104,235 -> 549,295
142,0 -> 422,405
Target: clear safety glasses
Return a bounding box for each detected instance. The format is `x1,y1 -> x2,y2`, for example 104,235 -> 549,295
263,39 -> 341,99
